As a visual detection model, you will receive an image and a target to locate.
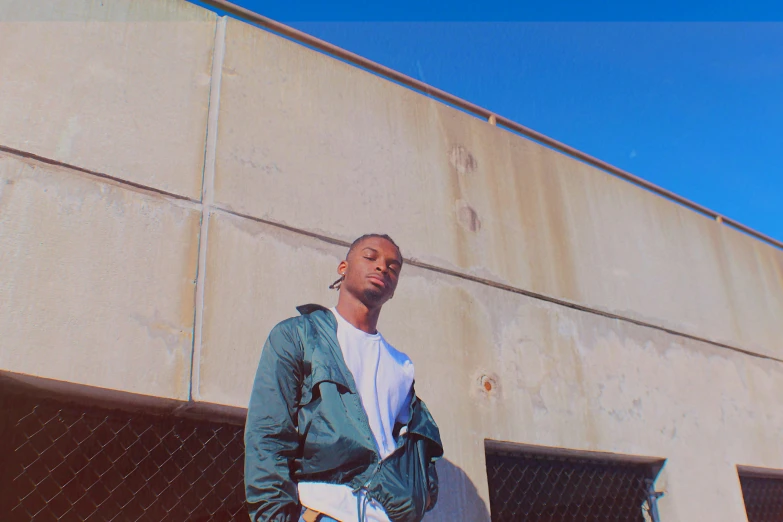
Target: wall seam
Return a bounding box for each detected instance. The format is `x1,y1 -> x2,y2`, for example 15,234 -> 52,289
189,15 -> 227,404
211,204 -> 783,366
0,145 -> 198,205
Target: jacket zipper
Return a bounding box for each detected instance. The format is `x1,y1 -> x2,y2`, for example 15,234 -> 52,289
354,430 -> 408,495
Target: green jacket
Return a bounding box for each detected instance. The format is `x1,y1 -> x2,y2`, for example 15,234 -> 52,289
245,304 -> 444,522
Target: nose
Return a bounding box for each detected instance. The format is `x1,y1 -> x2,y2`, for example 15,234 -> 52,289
376,263 -> 387,274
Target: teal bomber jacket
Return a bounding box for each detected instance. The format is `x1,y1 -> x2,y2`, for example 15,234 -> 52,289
244,304 -> 443,522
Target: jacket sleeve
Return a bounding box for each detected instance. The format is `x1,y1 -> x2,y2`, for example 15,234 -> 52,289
245,321 -> 303,522
416,395 -> 442,513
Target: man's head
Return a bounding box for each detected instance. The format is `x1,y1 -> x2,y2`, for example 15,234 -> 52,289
335,234 -> 402,308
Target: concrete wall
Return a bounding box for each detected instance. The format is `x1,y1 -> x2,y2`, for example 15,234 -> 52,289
2,1 -> 782,520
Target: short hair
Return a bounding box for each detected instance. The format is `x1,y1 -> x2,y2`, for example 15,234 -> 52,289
347,233 -> 402,262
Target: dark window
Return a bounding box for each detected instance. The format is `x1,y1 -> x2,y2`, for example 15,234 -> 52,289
739,472 -> 783,522
1,381 -> 246,521
485,442 -> 664,522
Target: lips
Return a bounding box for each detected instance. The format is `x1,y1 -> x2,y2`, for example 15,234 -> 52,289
367,275 -> 387,288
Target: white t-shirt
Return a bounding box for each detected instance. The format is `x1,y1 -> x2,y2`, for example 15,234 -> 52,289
297,308 -> 415,522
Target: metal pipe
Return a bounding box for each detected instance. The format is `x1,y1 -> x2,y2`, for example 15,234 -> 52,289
196,0 -> 783,250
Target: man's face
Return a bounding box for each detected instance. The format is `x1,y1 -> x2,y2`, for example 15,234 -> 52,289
340,237 -> 402,307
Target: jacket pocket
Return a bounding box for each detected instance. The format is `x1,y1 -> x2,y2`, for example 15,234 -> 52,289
298,370 -> 350,447
365,435 -> 434,522
300,365 -> 351,407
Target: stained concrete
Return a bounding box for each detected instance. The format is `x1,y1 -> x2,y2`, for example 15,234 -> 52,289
0,0 -> 216,199
0,151 -> 200,399
193,210 -> 337,405
214,17 -> 783,361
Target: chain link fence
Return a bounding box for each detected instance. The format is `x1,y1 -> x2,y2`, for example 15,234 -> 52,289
1,384 -> 247,522
739,473 -> 783,522
485,448 -> 663,522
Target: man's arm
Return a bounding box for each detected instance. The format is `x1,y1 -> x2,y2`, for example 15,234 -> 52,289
244,322 -> 303,522
397,388 -> 440,513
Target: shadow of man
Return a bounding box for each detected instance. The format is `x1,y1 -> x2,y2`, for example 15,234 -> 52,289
424,458 -> 491,521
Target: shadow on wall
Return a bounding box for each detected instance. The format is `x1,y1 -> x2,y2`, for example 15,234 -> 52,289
425,458 -> 491,522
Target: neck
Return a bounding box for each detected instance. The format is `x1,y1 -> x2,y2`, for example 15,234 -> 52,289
335,292 -> 382,334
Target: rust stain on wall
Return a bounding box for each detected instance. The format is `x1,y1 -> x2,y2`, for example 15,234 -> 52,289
448,145 -> 478,175
705,223 -> 744,339
539,163 -> 579,301
133,312 -> 192,354
444,141 -> 482,268
518,151 -> 580,300
456,200 -> 481,233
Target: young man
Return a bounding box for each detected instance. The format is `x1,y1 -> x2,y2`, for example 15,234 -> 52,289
245,234 -> 443,522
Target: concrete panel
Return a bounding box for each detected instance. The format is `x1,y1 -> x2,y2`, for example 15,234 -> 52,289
195,210 -> 337,406
0,0 -> 216,199
214,19 -> 783,360
197,219 -> 783,521
0,151 -> 200,399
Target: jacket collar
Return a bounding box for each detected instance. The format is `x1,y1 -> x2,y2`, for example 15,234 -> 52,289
296,303 -> 331,315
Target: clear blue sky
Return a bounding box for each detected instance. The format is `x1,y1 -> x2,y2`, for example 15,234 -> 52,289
193,1 -> 782,243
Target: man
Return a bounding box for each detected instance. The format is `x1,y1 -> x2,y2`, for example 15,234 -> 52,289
245,234 -> 443,522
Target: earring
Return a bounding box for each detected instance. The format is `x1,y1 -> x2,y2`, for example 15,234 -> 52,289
329,273 -> 345,290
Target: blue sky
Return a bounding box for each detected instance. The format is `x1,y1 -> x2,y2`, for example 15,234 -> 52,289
193,1 -> 782,243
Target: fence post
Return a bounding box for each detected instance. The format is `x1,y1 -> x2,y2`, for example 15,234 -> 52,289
645,478 -> 665,522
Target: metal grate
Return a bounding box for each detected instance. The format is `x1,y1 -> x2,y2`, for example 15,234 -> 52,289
485,448 -> 662,522
739,474 -> 783,522
1,387 -> 246,522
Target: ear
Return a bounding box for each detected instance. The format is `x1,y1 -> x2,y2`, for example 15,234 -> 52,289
337,260 -> 348,275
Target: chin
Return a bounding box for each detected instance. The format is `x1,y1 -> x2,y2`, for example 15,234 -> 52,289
362,287 -> 387,304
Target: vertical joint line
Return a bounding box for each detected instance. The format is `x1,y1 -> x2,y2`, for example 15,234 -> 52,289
190,15 -> 227,403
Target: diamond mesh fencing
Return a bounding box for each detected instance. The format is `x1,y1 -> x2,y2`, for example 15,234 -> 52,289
739,474 -> 783,522
1,386 -> 247,522
485,449 -> 662,522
